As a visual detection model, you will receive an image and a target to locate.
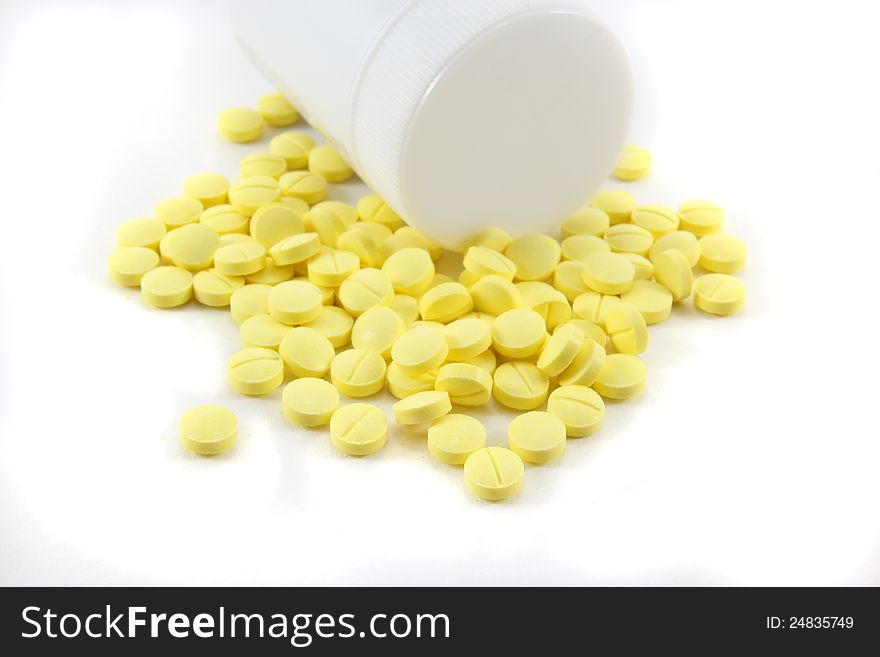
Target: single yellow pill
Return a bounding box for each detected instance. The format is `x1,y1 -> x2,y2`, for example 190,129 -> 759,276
296,275 -> 333,306
464,447 -> 523,501
694,273 -> 746,316
387,362 -> 436,399
240,314 -> 290,350
269,231 -> 322,266
199,204 -> 249,235
116,217 -> 166,250
698,234 -> 747,274
631,204 -> 679,239
246,257 -> 295,285
282,377 -> 338,427
604,223 -> 654,256
357,195 -> 403,231
330,403 -> 387,456
162,223 -> 220,272
192,269 -> 244,306
469,275 -> 523,315
393,390 -> 451,426
463,246 -> 517,280
338,267 -> 394,317
308,144 -> 353,182
612,144 -> 652,181
337,225 -> 385,268
558,336 -> 606,387
228,347 -> 284,395
650,230 -> 700,267
279,170 -> 327,205
381,247 -> 434,296
581,251 -> 635,295
108,247 -> 159,287
444,317 -> 492,362
258,91 -> 299,126
308,248 -> 360,287
390,294 -> 419,325
557,318 -> 606,348
351,306 -> 405,359
560,234 -> 611,262
508,411 -> 566,464
384,226 -> 442,262
303,205 -> 351,248
213,241 -> 266,276
250,203 -> 304,250
419,282 -> 473,323
678,199 -> 724,236
428,414 -> 486,465
547,385 -> 604,438
228,176 -> 281,217
572,291 -> 622,329
240,152 -> 287,179
458,269 -> 479,288
593,353 -> 646,400
218,107 -> 262,143
653,249 -> 694,301
491,309 -> 546,358
156,195 -> 203,229
303,306 -> 354,347
505,233 -> 561,281
279,326 -> 335,377
552,260 -> 589,301
434,363 -> 493,406
562,207 -> 610,238
140,266 -> 192,308
536,322 -> 584,376
624,253 -> 654,280
462,226 -> 512,253
605,301 -> 649,355
493,362 -> 549,410
391,325 -> 448,375
281,196 -> 311,216
183,172 -> 229,208
462,349 -> 497,375
330,348 -> 387,397
270,131 -> 314,169
517,281 -> 572,330
621,280 -> 673,324
268,279 -> 323,325
590,188 -> 637,224
230,284 -> 272,323
179,405 -> 237,455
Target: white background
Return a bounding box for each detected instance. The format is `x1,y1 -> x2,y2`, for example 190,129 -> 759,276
1,0 -> 878,586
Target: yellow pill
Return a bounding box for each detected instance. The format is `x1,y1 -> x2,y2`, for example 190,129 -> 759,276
219,233 -> 257,247
621,280 -> 673,324
117,217 -> 166,250
434,363 -> 493,406
246,257 -> 295,285
572,291 -> 622,329
250,203 -> 304,250
304,204 -> 354,247
517,281 -> 571,330
338,267 -> 394,317
463,246 -> 517,280
694,273 -> 746,316
419,282 -> 473,323
230,284 -> 271,323
552,261 -> 589,302
678,199 -> 724,236
624,253 -> 654,280
269,231 -> 322,266
464,446 -> 523,501
162,223 -> 220,272
240,314 -> 290,350
179,405 -> 237,456
393,390 -> 451,426
279,326 -> 335,377
493,362 -> 549,410
228,347 -> 284,395
390,294 -> 419,325
427,414 -> 486,465
213,241 -> 266,276
581,251 -> 635,295
108,247 -> 159,287
469,275 -> 523,315
381,247 -> 434,297
508,411 -> 566,464
218,107 -> 262,142
648,232 -> 698,269
308,144 -> 353,182
268,279 -> 323,325
351,306 -> 405,359
592,353 -> 646,400
558,336 -> 606,387
562,207 -> 610,238
183,172 -> 229,208
561,234 -> 611,262
462,349 -> 497,375
653,249 -> 694,301
330,348 -> 387,397
140,266 -> 192,308
387,362 -> 436,399
698,234 -> 747,274
279,170 -> 327,205
357,195 -> 403,231
240,152 -> 287,179
337,225 -> 385,268
258,91 -> 299,126
307,248 -> 360,287
605,301 -> 648,355
604,223 -> 654,256
384,226 -> 442,262
458,269 -> 479,288
505,233 -> 561,281
156,195 -> 203,230
444,317 -> 492,362
281,196 -> 312,217
612,144 -> 652,181
631,204 -> 679,239
462,226 -> 512,253
199,204 -> 249,235
282,377 -> 338,427
547,385 -> 605,438
590,188 -> 636,224
303,306 -> 353,347
491,309 -> 546,358
228,176 -> 281,217
537,322 -> 583,376
556,318 -> 606,348
270,131 -> 314,169
330,403 -> 387,456
192,269 -> 244,306
298,275 -> 335,305
391,325 -> 448,375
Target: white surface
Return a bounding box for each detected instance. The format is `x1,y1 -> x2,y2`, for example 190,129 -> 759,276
0,0 -> 878,586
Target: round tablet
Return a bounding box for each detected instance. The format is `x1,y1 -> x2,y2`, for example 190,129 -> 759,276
589,188 -> 636,225
303,208 -> 347,248
108,247 -> 159,287
268,280 -> 323,325
562,207 -> 610,238
493,362 -> 549,410
444,317 -> 492,362
592,353 -> 646,400
192,269 -> 244,306
604,223 -> 654,256
227,347 -> 284,396
517,281 -> 571,330
508,411 -> 566,464
418,282 -> 473,323
155,195 -> 203,229
246,257 -> 295,285
330,403 -> 387,456
382,247 -> 434,296
572,291 -> 622,329
551,261 -> 589,301
678,199 -> 724,236
279,326 -> 335,378
162,223 -> 220,272
240,152 -> 287,179
653,249 -> 694,301
258,91 -> 299,126
279,195 -> 311,216
116,217 -> 166,250
469,275 -> 523,316
330,348 -> 387,397
694,273 -> 746,316
557,318 -> 607,348
338,267 -> 394,317
270,131 -> 314,169
140,266 -> 192,308
280,170 -> 327,205
391,325 -> 448,375
357,195 -> 404,231
250,203 -> 304,249
213,241 -> 266,276
581,252 -> 635,295
393,390 -> 451,425
183,172 -> 229,208
387,362 -> 437,399
179,405 -> 237,455
308,248 -> 360,287
605,301 -> 649,355
428,414 -> 487,465
303,306 -> 354,347
282,378 -> 339,427
491,308 -> 546,358
230,284 -> 272,323
505,233 -> 561,281
218,107 -> 262,142
199,204 -> 249,235
228,176 -> 281,217
558,335 -> 606,387
547,385 -> 605,438
561,234 -> 611,262
337,225 -> 386,268
462,226 -> 511,253
621,280 -> 673,324
612,144 -> 651,181
434,363 -> 493,406
308,144 -> 353,182
537,322 -> 584,376
270,232 -> 322,266
464,447 -> 524,501
239,314 -> 290,350
649,230 -> 700,267
390,294 -> 420,325
351,306 -> 405,359
463,246 -> 517,280
631,204 -> 679,239
698,234 -> 747,273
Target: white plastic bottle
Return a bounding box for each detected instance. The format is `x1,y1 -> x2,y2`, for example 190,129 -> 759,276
235,0 -> 632,249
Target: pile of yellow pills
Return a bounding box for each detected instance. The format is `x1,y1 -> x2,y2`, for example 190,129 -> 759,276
282,378 -> 339,428
179,405 -> 237,456
464,447 -> 524,501
427,414 -> 487,465
330,403 -> 387,456
228,347 -> 284,396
